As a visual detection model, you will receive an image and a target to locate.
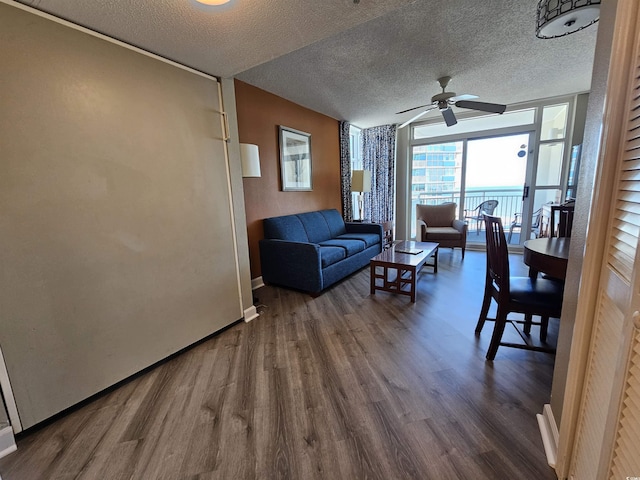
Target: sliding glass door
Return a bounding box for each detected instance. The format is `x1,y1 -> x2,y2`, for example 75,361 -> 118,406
410,132 -> 536,245
463,134 -> 531,243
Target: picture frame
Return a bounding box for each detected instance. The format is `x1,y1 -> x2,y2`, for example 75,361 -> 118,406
279,126 -> 312,191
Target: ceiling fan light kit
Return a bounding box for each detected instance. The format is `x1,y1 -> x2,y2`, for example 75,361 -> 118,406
536,0 -> 600,39
397,76 -> 507,129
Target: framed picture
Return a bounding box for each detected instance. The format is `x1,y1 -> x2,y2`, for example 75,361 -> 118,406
279,126 -> 312,191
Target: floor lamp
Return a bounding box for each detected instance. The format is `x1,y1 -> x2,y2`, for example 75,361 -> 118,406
351,169 -> 371,221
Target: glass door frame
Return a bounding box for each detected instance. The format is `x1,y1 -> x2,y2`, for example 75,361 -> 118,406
409,125 -> 538,248
398,96 -> 580,246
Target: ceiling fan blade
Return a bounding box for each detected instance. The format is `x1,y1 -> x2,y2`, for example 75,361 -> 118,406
455,100 -> 507,114
441,107 -> 457,127
398,108 -> 433,129
396,103 -> 433,115
450,94 -> 478,102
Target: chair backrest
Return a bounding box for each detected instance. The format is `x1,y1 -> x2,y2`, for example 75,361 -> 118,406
531,207 -> 543,228
550,204 -> 575,237
416,202 -> 456,227
478,200 -> 499,215
484,214 -> 510,297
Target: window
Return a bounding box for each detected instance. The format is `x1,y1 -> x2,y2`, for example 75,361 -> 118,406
413,108 -> 536,139
532,103 -> 570,213
349,125 -> 362,169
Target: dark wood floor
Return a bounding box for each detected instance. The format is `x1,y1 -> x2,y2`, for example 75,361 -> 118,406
0,250 -> 558,480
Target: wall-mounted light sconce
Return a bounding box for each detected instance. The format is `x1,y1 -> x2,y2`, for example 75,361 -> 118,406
240,143 -> 261,178
351,169 -> 371,220
536,0 -> 600,39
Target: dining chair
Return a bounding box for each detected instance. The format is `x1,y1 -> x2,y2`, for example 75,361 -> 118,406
550,203 -> 575,237
464,200 -> 499,235
475,215 -> 564,360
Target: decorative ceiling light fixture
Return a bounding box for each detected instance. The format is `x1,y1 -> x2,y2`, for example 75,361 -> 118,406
536,0 -> 601,39
195,0 -> 231,5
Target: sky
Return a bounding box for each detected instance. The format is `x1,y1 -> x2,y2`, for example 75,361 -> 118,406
465,134 -> 529,189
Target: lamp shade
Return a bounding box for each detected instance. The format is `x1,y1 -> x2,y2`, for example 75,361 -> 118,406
351,170 -> 371,193
240,143 -> 261,177
536,0 -> 600,39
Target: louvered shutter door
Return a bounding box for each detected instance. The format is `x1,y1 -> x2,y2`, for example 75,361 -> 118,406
606,33 -> 640,480
610,58 -> 640,282
569,5 -> 640,478
608,321 -> 640,479
571,294 -> 626,480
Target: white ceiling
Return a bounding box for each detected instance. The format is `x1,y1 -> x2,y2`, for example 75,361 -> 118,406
15,0 -> 599,128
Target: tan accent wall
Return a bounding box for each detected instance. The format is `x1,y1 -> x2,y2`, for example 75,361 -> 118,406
234,80 -> 342,279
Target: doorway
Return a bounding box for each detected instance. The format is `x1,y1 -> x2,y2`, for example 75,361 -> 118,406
463,134 -> 531,243
410,132 -> 535,245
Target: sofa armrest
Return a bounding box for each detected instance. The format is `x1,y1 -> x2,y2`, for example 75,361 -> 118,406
345,222 -> 383,246
259,239 -> 323,293
417,219 -> 427,241
452,219 -> 467,235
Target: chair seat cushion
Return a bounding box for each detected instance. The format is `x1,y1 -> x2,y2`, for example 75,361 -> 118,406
425,226 -> 462,240
510,277 -> 564,309
319,246 -> 347,268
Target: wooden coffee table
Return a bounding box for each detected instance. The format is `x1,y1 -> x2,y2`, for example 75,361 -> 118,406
370,241 -> 439,302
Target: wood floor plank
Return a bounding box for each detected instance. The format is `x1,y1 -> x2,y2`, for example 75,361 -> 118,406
0,251 -> 558,479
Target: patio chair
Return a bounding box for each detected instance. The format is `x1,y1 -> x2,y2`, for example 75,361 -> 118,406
508,207 -> 543,243
464,200 -> 498,235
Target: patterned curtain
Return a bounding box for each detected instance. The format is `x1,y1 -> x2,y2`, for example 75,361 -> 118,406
339,121 -> 353,221
361,124 -> 396,223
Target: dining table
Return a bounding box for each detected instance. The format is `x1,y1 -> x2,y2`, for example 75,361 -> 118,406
523,237 -> 570,280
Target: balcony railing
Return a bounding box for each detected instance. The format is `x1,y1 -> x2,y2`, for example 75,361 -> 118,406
412,188 -> 524,242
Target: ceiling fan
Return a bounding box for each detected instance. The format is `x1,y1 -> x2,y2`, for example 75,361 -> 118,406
397,76 -> 507,129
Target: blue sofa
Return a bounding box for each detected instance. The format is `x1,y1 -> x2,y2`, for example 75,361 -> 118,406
259,209 -> 383,294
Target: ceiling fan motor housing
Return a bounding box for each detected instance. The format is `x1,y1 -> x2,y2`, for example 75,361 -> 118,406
432,91 -> 456,110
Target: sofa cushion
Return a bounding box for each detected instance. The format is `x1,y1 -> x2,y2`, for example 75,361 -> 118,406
425,226 -> 463,240
319,246 -> 346,268
319,239 -> 365,256
298,211 -> 332,243
263,215 -> 309,242
337,232 -> 380,248
319,209 -> 347,237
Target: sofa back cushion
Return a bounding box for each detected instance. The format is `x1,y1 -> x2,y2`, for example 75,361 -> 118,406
263,209 -> 347,244
319,209 -> 347,237
298,211 -> 332,243
263,215 -> 309,242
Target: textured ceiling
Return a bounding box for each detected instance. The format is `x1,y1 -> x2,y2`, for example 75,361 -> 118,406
15,0 -> 598,128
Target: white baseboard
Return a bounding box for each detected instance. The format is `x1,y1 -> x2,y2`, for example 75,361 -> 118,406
251,276 -> 264,290
244,277 -> 263,322
536,403 -> 559,468
0,426 -> 16,459
243,305 -> 259,323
